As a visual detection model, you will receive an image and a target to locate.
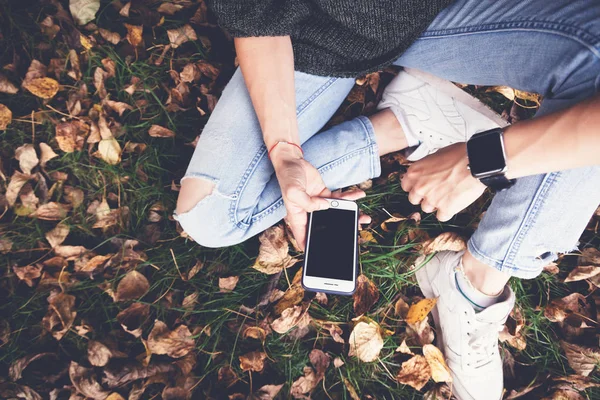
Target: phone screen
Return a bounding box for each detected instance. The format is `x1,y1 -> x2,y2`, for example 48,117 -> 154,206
305,208 -> 356,281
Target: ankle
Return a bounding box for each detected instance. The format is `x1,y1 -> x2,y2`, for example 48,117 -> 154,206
461,250 -> 510,296
368,109 -> 410,156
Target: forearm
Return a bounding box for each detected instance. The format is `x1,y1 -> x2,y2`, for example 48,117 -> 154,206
235,36 -> 300,154
505,94 -> 600,179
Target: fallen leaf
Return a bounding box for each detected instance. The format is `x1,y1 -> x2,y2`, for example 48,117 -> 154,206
239,350 -> 267,372
243,326 -> 267,341
148,124 -> 176,138
422,344 -> 452,383
32,202 -> 70,220
106,394 -> 126,400
99,28 -> 121,45
117,303 -> 150,337
514,90 -> 542,106
560,340 -> 600,376
253,225 -> 297,274
423,384 -> 454,400
23,60 -> 47,85
499,307 -> 527,350
544,293 -> 587,323
97,137 -> 122,165
334,357 -> 345,368
564,266 -> 600,283
104,99 -> 133,116
0,74 -> 18,94
253,383 -> 284,400
54,245 -> 87,260
39,142 -> 58,166
271,304 -> 311,334
69,0 -> 100,25
395,298 -> 410,318
380,214 -> 407,232
6,171 -> 30,206
0,104 -> 12,129
487,86 -> 516,101
322,323 -> 344,344
45,223 -> 70,248
348,319 -> 384,362
547,389 -> 586,400
55,120 -> 89,152
69,361 -> 110,399
359,230 -> 377,244
314,292 -> 328,305
14,144 -> 38,175
147,320 -> 195,358
42,292 -> 77,340
23,77 -> 59,99
290,366 -> 318,398
396,339 -> 414,355
8,352 -> 55,381
343,378 -> 361,400
64,186 -> 85,208
167,24 -> 197,49
119,2 -> 131,17
0,238 -> 13,253
219,276 -> 239,292
124,24 -> 143,47
180,63 -> 200,83
552,374 -> 600,391
396,355 -> 431,391
406,317 -> 435,346
12,264 -> 43,287
115,270 -> 149,302
420,232 -> 466,255
353,274 -> 380,315
77,254 -> 112,274
88,340 -> 112,367
274,284 -> 304,315
580,248 -> 600,265
406,298 -> 437,325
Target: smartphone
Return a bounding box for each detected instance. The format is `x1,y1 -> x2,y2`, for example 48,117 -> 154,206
302,198 -> 358,295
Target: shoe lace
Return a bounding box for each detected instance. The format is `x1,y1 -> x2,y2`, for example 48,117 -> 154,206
464,311 -> 503,368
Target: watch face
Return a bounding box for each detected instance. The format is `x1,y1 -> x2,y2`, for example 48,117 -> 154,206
467,130 -> 507,177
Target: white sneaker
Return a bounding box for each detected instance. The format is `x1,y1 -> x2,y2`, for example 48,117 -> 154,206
415,251 -> 516,400
377,68 -> 509,161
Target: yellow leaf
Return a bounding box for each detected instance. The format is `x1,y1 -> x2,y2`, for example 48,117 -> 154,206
487,86 -> 515,101
97,138 -> 122,165
514,89 -> 542,106
23,77 -> 59,99
124,24 -> 143,47
422,344 -> 452,383
0,104 -> 12,129
405,298 -> 437,325
80,34 -> 94,50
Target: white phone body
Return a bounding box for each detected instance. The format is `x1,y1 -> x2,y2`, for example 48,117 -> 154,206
302,198 -> 358,295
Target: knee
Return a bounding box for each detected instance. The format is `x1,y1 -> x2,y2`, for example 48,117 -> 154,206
175,178 -> 247,248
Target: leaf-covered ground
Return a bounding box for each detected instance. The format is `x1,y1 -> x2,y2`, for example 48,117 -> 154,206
1,1 -> 600,399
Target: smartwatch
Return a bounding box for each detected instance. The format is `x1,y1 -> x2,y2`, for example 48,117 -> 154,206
466,128 -> 516,192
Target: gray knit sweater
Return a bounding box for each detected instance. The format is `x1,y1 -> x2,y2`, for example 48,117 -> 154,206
206,0 -> 453,77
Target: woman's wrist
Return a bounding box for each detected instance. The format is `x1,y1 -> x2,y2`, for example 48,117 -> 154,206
270,142 -> 304,169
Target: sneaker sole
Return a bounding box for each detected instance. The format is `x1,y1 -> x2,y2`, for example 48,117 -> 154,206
403,68 -> 509,129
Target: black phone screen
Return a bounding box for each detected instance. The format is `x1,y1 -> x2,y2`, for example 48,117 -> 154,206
305,208 -> 356,281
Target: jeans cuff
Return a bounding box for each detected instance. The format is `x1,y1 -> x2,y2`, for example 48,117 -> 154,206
467,238 -> 542,279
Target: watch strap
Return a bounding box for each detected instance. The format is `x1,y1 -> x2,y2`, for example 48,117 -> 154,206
479,174 -> 516,192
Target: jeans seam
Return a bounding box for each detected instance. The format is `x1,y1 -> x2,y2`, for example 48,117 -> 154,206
296,77 -> 340,117
229,145 -> 269,226
420,20 -> 600,59
500,172 -> 561,270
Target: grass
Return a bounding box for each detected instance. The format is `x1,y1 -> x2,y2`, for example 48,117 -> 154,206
1,1 -> 600,399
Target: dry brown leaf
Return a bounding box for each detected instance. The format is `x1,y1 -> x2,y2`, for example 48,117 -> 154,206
564,266 -> 600,283
271,304 -> 311,334
0,103 -> 12,130
119,1 -> 131,16
88,340 -> 112,367
396,355 -> 432,391
40,16 -> 60,39
243,326 -> 267,341
342,378 -> 361,400
544,293 -> 587,323
348,319 -> 384,362
423,344 -> 452,383
322,323 -> 344,344
406,298 -> 438,324
32,202 -> 70,220
39,142 -> 58,166
239,350 -> 267,372
23,60 -> 47,84
115,270 -> 149,302
180,63 -> 200,83
560,340 -> 600,376
0,238 -> 13,253
6,171 -> 30,206
124,24 -> 143,47
64,186 -> 85,208
274,284 -> 304,315
167,24 -> 197,49
487,86 -> 516,101
395,297 -> 410,318
148,320 -> 195,358
15,144 -> 38,175
8,352 -> 55,381
106,394 -> 126,400
253,225 -> 297,274
219,276 -> 239,292
0,74 -> 18,94
333,357 -> 345,368
396,339 -> 414,355
55,120 -> 89,152
380,214 -> 407,232
552,375 -> 600,392
423,384 -> 454,400
99,28 -> 121,45
97,137 -> 122,165
12,264 -> 43,287
45,223 -> 70,248
406,317 -> 435,346
420,232 -> 466,255
580,247 -> 600,265
353,274 -> 380,315
359,229 -> 377,244
290,366 -> 318,398
254,384 -> 284,400
23,77 -> 59,99
117,302 -> 150,337
148,124 -> 176,138
499,307 -> 527,350
54,245 -> 87,260
69,361 -> 110,399
77,254 -> 112,274
514,89 -> 542,106
314,292 -> 328,305
104,99 -> 133,116
42,292 -> 77,340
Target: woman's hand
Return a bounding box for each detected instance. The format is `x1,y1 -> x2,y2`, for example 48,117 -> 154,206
271,144 -> 366,250
401,142 -> 486,221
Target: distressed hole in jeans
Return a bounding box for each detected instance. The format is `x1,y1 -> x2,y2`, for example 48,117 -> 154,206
176,177 -> 216,215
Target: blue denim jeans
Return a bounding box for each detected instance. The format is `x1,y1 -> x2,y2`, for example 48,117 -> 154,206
175,0 -> 600,279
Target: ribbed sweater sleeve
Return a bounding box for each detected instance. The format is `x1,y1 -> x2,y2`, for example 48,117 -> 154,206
206,0 -> 309,37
